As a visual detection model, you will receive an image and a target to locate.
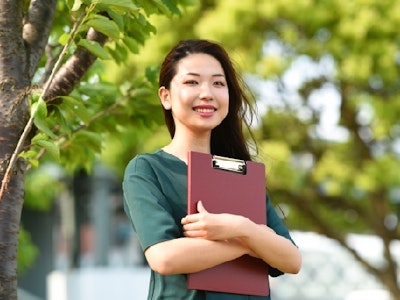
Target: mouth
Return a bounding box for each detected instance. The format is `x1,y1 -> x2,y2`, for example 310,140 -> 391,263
193,106 -> 216,113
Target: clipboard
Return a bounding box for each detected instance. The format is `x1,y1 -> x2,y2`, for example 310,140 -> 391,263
187,151 -> 269,296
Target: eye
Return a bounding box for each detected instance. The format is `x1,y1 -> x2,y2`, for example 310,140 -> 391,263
184,80 -> 198,85
214,81 -> 226,87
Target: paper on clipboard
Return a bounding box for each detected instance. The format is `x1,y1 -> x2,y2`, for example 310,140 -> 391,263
187,151 -> 269,296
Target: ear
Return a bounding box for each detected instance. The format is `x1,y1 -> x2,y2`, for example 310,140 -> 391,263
159,86 -> 172,110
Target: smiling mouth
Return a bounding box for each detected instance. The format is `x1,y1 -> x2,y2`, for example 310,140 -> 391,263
194,107 -> 216,113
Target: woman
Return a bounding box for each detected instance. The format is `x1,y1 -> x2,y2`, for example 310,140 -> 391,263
123,39 -> 301,299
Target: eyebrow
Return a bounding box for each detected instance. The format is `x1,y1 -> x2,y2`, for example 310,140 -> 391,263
184,72 -> 225,78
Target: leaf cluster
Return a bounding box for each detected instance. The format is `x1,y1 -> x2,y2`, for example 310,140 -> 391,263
21,0 -> 192,175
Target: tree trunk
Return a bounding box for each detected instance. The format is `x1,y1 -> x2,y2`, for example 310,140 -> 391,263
0,56 -> 30,300
0,0 -> 29,297
0,159 -> 26,300
0,0 -> 57,299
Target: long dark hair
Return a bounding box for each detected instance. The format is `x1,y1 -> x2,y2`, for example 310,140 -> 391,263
158,39 -> 257,161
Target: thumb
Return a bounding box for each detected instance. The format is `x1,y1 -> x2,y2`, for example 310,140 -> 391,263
197,200 -> 207,213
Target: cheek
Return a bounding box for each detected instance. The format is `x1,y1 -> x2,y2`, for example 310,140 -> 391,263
177,89 -> 194,105
220,91 -> 229,112
179,89 -> 191,99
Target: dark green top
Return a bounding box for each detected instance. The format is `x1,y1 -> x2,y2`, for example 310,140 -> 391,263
123,150 -> 295,300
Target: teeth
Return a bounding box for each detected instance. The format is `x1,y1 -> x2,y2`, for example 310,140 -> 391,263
195,108 -> 214,113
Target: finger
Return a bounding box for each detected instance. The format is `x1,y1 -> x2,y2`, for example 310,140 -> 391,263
181,201 -> 207,225
182,222 -> 198,232
184,229 -> 205,238
181,216 -> 189,225
197,200 -> 207,213
181,214 -> 198,224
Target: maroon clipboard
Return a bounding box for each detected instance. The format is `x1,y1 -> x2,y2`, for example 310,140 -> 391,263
187,151 -> 269,296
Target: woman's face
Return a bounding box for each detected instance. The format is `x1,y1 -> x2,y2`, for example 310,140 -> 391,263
159,53 -> 229,136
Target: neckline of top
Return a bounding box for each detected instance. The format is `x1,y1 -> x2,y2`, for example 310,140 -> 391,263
158,149 -> 187,165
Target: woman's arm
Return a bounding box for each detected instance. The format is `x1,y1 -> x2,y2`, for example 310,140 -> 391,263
145,236 -> 248,275
182,201 -> 302,274
237,220 -> 301,274
125,157 -> 252,275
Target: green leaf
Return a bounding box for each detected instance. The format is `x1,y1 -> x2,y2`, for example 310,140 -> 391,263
77,81 -> 120,99
32,136 -> 60,160
107,9 -> 125,31
19,150 -> 39,168
106,43 -> 128,63
123,36 -> 139,53
30,97 -> 47,119
61,96 -> 91,125
58,33 -> 70,46
71,0 -> 84,11
73,131 -> 102,152
78,39 -> 111,59
29,158 -> 39,169
33,118 -> 56,139
31,97 -> 57,138
90,0 -> 139,14
145,65 -> 160,84
18,227 -> 38,275
85,15 -> 121,40
155,0 -> 181,15
19,150 -> 37,160
24,168 -> 61,210
50,105 -> 71,135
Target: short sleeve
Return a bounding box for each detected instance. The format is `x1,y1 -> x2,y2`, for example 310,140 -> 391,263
123,155 -> 183,251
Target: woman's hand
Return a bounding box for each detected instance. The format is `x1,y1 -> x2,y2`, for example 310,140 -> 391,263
181,201 -> 247,241
181,201 -> 301,273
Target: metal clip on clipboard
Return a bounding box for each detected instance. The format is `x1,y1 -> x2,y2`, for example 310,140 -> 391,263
212,155 -> 247,175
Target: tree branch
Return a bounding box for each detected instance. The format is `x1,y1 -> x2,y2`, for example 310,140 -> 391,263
23,0 -> 58,79
43,28 -> 108,102
339,82 -> 372,161
39,44 -> 62,85
276,188 -> 399,294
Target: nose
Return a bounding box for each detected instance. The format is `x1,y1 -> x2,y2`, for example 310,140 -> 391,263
199,83 -> 213,100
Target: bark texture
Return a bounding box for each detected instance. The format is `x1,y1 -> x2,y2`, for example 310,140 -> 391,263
1,0 -> 106,297
43,28 -> 108,102
0,1 -> 57,299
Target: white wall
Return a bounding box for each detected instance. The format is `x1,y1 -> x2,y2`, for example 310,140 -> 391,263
47,267 -> 150,300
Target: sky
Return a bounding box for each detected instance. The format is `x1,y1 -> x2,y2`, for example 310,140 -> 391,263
247,53 -> 349,142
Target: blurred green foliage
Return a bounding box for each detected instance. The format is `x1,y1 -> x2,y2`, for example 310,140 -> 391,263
19,0 -> 400,295
17,228 -> 38,276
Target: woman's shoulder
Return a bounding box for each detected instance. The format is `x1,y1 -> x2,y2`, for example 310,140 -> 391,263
126,149 -> 164,170
126,149 -> 185,172
133,149 -> 163,161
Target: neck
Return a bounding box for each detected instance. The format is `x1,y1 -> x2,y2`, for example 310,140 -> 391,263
162,132 -> 211,164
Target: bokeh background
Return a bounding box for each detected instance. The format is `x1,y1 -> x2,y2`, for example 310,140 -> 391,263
8,1 -> 400,299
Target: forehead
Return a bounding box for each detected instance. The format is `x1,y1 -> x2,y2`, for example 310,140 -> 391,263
175,53 -> 225,76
